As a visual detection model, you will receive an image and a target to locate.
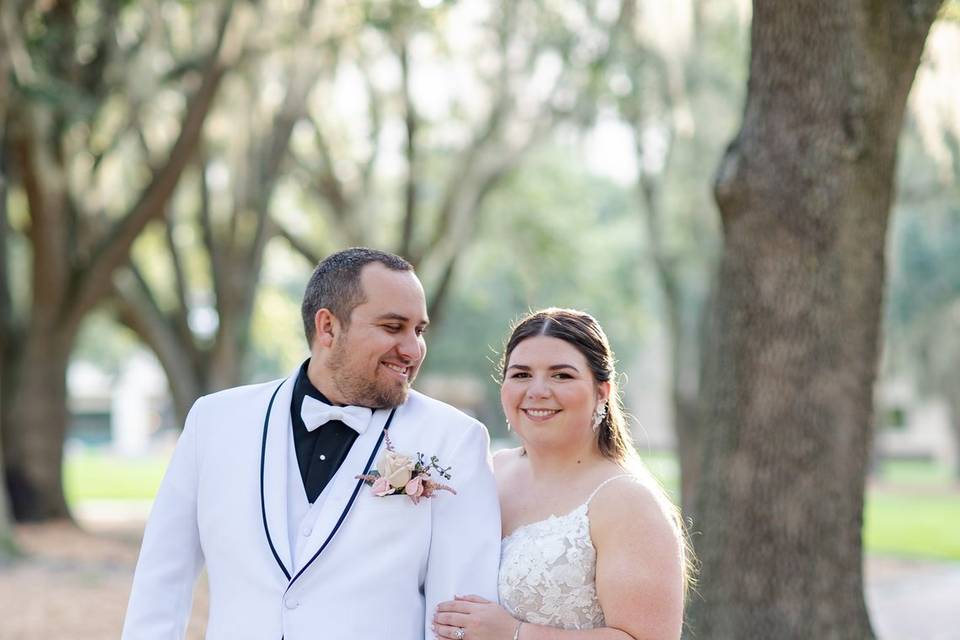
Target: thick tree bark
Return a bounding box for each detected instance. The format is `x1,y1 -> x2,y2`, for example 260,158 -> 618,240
1,1 -> 240,521
2,328 -> 75,521
687,1 -> 943,638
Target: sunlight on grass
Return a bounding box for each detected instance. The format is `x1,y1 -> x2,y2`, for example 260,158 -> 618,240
64,451 -> 169,502
863,493 -> 960,561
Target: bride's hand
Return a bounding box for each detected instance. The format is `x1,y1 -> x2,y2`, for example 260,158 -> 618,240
433,595 -> 518,640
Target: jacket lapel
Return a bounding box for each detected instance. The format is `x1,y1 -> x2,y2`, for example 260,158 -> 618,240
291,405 -> 396,575
259,368 -> 298,581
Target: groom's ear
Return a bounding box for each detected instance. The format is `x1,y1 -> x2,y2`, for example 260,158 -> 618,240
313,309 -> 339,349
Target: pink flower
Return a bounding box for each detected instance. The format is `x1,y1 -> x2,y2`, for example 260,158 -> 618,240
405,475 -> 424,503
372,476 -> 392,497
421,480 -> 435,499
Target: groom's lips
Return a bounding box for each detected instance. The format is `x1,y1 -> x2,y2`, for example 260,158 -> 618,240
381,361 -> 411,380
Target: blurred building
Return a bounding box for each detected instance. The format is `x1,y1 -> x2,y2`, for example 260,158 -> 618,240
875,377 -> 958,472
67,350 -> 172,456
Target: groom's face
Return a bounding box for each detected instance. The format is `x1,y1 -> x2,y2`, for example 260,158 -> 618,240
326,263 -> 429,408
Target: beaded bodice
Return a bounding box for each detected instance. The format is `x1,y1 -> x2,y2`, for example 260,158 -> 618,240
497,475 -> 632,629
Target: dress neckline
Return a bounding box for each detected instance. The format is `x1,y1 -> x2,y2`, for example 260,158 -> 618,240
501,502 -> 588,542
500,473 -> 635,542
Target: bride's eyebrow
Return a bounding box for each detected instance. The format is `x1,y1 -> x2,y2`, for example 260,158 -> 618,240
505,364 -> 581,372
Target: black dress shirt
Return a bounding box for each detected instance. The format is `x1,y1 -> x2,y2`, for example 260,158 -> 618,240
290,360 -> 359,503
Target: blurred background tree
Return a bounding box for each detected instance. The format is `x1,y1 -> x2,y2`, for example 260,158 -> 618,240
0,7 -> 17,557
884,13 -> 960,479
102,0 -> 635,427
611,0 -> 745,513
1,0 -> 246,520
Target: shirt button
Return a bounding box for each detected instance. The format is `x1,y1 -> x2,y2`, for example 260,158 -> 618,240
318,454 -> 327,461
302,525 -> 312,536
285,598 -> 299,610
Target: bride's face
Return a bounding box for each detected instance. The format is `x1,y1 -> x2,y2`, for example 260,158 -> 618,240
501,336 -> 607,452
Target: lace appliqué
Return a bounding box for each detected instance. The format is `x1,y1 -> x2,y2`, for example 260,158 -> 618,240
498,503 -> 605,628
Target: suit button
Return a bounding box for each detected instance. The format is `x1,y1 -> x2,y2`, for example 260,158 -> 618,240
285,598 -> 299,610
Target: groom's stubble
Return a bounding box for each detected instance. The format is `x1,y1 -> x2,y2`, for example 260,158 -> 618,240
327,328 -> 412,409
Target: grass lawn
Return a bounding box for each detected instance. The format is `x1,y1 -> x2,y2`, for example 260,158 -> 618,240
65,450 -> 960,561
65,451 -> 168,503
863,492 -> 960,561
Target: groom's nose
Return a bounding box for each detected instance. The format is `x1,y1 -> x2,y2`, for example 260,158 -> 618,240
396,329 -> 423,364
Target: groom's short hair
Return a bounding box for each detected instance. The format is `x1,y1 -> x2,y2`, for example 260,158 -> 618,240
301,247 -> 413,345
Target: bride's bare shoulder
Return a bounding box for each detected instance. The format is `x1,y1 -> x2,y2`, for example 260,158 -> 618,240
590,475 -> 681,552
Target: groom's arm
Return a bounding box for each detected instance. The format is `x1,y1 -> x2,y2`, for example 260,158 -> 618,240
121,398 -> 206,640
423,419 -> 501,637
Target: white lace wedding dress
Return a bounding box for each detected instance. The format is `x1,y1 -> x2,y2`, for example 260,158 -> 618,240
498,475 -> 634,629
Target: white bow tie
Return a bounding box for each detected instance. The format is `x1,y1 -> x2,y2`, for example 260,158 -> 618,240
300,395 -> 373,434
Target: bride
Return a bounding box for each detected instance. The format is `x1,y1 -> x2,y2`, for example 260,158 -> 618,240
434,308 -> 691,640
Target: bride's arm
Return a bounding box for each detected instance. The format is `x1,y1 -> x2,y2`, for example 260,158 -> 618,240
433,479 -> 684,640
588,478 -> 685,640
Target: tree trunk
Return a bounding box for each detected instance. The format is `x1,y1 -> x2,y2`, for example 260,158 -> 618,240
0,34 -> 18,557
0,451 -> 15,562
687,2 -> 943,638
2,327 -> 74,521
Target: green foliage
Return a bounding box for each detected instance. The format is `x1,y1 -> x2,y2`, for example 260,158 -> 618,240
421,144 -> 654,428
74,311 -> 142,374
941,0 -> 960,22
246,258 -> 313,380
884,112 -> 960,397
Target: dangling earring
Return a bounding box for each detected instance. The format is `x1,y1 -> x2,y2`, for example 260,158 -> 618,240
592,402 -> 607,432
506,419 -> 512,432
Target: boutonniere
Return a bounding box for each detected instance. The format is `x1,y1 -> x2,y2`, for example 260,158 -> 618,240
357,431 -> 456,504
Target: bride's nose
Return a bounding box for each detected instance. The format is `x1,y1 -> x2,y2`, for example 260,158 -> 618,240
525,376 -> 551,399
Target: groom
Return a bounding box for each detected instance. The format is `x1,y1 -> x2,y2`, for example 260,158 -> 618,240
122,248 -> 501,639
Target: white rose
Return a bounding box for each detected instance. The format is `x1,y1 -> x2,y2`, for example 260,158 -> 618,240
377,451 -> 415,488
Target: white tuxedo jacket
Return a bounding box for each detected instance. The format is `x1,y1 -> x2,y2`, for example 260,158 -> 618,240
122,369 -> 501,640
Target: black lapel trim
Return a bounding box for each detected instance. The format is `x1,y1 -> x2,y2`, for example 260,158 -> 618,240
284,406 -> 397,591
260,381 -> 291,581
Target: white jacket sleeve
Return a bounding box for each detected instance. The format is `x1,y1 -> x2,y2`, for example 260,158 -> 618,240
122,398 -> 206,639
423,420 -> 501,637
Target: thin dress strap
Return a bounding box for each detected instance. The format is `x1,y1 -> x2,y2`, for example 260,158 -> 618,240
585,473 -> 636,506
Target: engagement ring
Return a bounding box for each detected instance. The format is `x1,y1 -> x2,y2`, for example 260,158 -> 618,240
454,628 -> 465,640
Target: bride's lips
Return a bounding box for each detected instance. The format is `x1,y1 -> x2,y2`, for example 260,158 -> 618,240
521,408 -> 561,422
